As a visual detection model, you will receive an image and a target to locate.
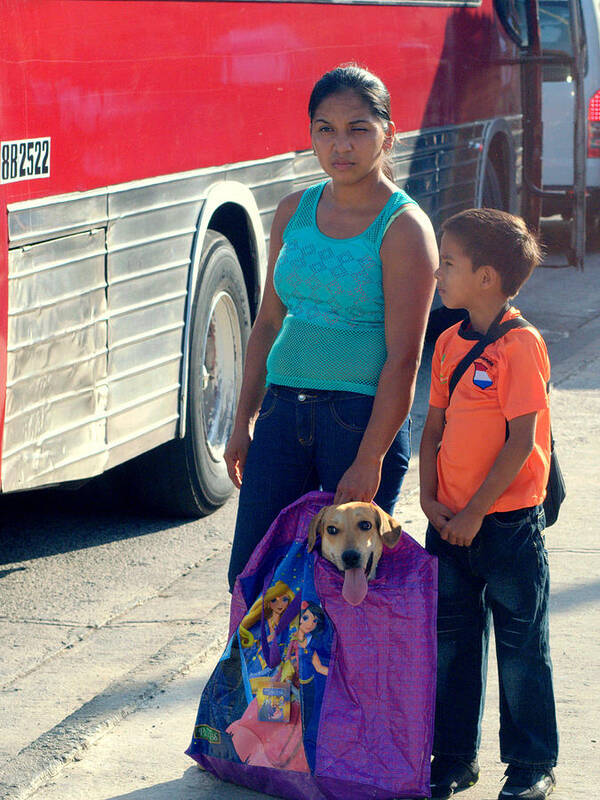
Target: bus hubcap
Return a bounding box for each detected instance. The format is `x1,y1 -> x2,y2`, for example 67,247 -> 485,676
201,291 -> 242,462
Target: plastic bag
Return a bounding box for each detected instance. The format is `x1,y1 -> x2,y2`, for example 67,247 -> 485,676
186,491 -> 437,800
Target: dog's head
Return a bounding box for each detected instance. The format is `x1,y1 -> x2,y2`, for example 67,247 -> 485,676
307,502 -> 402,606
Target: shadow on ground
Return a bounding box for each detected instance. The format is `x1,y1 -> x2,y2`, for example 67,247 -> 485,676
106,767 -> 269,799
0,474 -> 191,564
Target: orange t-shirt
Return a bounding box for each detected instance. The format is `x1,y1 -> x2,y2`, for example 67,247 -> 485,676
429,307 -> 551,515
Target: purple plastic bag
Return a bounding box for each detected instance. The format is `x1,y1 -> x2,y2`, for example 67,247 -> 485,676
187,491 -> 437,799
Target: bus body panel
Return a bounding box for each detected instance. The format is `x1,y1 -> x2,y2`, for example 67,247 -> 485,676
0,1 -> 522,199
0,0 -> 527,494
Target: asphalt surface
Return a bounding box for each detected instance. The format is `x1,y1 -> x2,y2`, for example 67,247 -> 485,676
0,220 -> 598,800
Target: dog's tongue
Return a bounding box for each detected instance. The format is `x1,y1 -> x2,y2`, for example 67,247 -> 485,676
342,567 -> 368,606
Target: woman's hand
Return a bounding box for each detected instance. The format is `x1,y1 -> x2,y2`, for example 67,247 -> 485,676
224,426 -> 252,489
333,456 -> 382,505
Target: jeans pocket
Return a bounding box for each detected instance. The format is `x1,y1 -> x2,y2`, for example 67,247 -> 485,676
256,388 -> 278,421
489,508 -> 533,529
329,393 -> 373,432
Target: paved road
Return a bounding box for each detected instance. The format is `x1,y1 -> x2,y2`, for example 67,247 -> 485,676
0,220 -> 598,799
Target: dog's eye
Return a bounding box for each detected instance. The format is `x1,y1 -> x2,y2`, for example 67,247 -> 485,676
326,526 -> 338,536
358,520 -> 372,531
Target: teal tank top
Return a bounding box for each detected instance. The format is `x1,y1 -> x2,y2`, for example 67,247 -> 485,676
266,180 -> 416,395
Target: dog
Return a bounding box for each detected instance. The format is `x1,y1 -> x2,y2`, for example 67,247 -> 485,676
307,502 -> 402,606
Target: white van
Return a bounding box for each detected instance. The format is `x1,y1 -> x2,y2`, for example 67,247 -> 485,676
539,0 -> 600,229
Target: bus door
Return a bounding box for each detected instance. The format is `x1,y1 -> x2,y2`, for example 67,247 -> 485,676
527,0 -> 588,268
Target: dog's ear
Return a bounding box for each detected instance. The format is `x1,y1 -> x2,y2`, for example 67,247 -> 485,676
375,506 -> 402,549
307,507 -> 328,552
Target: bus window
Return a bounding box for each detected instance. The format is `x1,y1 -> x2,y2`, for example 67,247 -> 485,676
539,0 -> 587,80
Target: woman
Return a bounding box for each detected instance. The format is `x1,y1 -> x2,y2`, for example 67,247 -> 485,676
225,65 -> 437,591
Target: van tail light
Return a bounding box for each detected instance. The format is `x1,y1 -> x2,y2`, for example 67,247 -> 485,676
589,90 -> 600,158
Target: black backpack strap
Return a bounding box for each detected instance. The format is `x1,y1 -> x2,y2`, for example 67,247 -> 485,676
447,316 -> 531,403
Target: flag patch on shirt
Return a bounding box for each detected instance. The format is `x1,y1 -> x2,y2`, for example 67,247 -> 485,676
473,360 -> 493,389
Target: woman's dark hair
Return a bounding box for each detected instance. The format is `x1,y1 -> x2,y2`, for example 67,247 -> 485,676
308,64 -> 391,125
308,64 -> 394,180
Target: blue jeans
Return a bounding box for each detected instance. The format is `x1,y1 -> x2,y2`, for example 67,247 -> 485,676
426,507 -> 558,768
228,385 -> 411,591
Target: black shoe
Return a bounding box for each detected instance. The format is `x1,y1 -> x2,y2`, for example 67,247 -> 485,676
430,756 -> 480,798
498,765 -> 556,799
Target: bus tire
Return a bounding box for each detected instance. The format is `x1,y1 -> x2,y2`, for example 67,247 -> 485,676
426,157 -> 506,341
481,158 -> 504,210
139,231 -> 251,517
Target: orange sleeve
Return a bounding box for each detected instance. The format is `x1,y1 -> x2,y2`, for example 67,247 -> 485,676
497,330 -> 550,421
429,333 -> 449,409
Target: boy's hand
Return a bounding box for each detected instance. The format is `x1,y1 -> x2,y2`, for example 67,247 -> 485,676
436,412 -> 539,546
421,497 -> 453,534
440,508 -> 484,547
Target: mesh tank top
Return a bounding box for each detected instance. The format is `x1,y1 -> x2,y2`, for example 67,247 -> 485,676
266,180 -> 416,395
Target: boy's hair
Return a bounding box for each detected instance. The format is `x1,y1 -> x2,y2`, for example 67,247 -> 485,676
441,208 -> 543,297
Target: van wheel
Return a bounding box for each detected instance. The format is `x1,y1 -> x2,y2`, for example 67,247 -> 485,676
132,231 -> 251,517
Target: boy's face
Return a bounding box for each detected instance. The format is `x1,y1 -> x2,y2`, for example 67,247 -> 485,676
436,232 -> 482,310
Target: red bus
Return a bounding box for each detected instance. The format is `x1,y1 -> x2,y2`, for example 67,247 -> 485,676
0,0 -> 542,516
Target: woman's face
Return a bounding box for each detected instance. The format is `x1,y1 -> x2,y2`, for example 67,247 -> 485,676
269,593 -> 291,615
310,89 -> 394,185
299,608 -> 318,634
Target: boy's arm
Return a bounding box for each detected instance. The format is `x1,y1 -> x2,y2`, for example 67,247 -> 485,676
419,405 -> 453,532
439,411 -> 537,546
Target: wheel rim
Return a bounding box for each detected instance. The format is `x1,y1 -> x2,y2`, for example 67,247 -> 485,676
200,290 -> 243,462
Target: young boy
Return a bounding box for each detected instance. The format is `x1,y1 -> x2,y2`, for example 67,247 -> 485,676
420,209 -> 558,800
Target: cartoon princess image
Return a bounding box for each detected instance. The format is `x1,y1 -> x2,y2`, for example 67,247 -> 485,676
227,599 -> 330,772
292,602 -> 332,770
279,601 -> 329,686
237,581 -> 295,678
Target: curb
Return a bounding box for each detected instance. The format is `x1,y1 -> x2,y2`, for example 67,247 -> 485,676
0,602 -> 229,800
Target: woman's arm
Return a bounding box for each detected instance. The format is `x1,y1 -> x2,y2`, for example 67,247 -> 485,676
223,193 -> 300,488
334,205 -> 437,504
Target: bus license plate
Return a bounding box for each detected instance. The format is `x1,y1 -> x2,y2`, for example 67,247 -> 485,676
1,138 -> 51,184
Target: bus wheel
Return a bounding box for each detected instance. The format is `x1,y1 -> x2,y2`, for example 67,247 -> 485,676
139,231 -> 251,517
481,159 -> 504,210
426,158 -> 505,342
